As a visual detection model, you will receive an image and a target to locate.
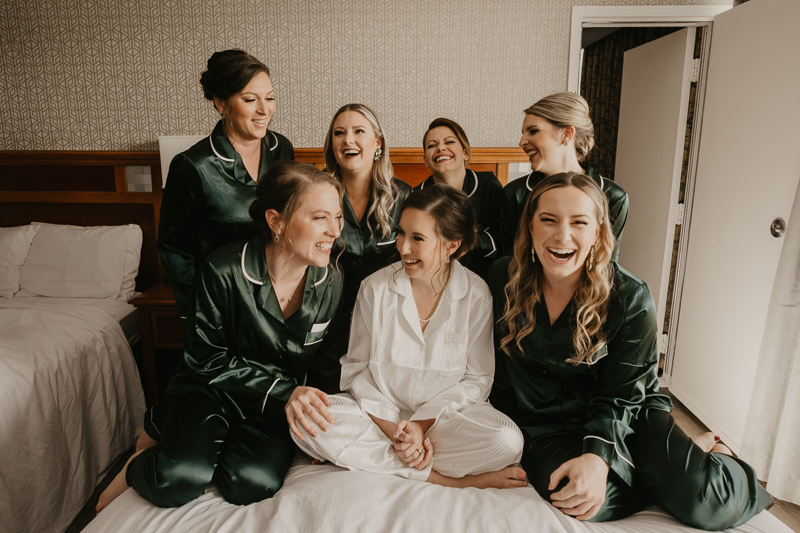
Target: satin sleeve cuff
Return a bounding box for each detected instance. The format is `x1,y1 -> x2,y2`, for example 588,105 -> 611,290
582,422 -> 635,486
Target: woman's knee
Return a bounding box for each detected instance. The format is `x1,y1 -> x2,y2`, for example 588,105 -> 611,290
127,447 -> 215,507
216,457 -> 291,505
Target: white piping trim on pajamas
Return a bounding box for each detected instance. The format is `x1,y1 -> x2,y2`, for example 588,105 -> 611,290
267,130 -> 279,151
261,378 -> 281,414
376,239 -> 396,246
304,337 -> 324,346
525,172 -> 534,191
241,243 -> 264,285
314,266 -> 328,286
466,169 -> 478,198
482,227 -> 497,257
583,435 -> 635,468
209,135 -> 234,162
600,175 -> 605,190
149,407 -> 161,436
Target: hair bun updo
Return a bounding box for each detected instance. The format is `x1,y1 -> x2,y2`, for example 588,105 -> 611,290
200,49 -> 271,103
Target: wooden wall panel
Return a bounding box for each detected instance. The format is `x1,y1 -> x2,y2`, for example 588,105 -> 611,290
0,165 -> 116,191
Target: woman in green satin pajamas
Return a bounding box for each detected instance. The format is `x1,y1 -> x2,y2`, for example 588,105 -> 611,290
309,104 -> 411,392
500,93 -> 627,260
488,172 -> 772,530
157,49 -> 294,319
96,162 -> 344,509
414,118 -> 503,280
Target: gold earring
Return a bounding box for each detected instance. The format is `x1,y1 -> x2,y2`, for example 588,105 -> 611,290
588,245 -> 595,272
531,242 -> 536,263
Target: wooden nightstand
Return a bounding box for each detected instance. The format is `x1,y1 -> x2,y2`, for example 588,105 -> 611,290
130,283 -> 184,405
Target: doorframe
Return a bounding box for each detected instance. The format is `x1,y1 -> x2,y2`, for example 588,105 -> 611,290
568,5 -> 730,93
568,5 -> 730,383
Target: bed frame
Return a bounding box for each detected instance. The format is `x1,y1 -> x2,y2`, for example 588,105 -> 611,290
0,148 -> 527,290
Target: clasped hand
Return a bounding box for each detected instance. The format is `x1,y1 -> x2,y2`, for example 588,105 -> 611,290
285,386 -> 334,440
392,420 -> 432,469
549,453 -> 610,520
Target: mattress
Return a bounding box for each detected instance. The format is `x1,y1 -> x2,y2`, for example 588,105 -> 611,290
10,295 -> 141,344
85,454 -> 791,533
0,298 -> 145,533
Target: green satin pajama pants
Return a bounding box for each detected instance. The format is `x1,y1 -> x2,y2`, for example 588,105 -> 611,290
127,387 -> 295,507
522,409 -> 773,531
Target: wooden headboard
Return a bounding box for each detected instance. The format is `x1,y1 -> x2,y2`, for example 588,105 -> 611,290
0,148 -> 527,291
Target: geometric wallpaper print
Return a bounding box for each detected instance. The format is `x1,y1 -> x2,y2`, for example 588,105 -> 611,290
0,0 -> 729,151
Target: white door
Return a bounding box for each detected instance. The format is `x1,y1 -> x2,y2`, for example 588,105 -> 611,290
614,28 -> 695,343
670,0 -> 800,452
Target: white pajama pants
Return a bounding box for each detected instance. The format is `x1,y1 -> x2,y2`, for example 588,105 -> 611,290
291,394 -> 523,482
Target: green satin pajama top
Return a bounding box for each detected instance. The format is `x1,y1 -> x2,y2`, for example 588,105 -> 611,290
499,168 -> 628,260
334,178 -> 411,298
169,235 -> 343,421
157,121 -> 294,317
414,170 -> 503,280
488,257 -> 672,486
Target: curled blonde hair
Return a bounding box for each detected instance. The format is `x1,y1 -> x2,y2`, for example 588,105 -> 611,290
323,103 -> 399,240
499,172 -> 615,364
525,93 -> 595,163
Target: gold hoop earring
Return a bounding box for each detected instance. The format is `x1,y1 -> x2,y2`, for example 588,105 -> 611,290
588,245 -> 595,272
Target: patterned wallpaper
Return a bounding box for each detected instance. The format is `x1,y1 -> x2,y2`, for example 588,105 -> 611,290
0,0 -> 728,151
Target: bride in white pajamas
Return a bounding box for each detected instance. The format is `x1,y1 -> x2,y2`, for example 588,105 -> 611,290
292,184 -> 527,489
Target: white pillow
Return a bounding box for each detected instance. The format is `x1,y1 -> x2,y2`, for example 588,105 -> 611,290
18,223 -> 143,301
0,225 -> 39,298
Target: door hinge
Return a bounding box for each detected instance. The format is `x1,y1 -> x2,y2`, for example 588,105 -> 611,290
675,203 -> 685,225
691,58 -> 701,83
660,334 -> 669,354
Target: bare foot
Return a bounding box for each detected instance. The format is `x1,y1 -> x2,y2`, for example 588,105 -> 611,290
692,432 -> 718,453
96,447 -> 148,514
428,466 -> 527,489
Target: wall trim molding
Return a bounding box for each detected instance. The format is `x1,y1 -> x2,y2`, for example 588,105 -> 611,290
568,5 -> 731,93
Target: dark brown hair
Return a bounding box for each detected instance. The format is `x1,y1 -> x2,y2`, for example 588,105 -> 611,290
200,49 -> 270,102
422,117 -> 472,165
402,184 -> 477,261
249,161 -> 343,243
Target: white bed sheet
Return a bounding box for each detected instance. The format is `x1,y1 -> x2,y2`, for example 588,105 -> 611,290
86,454 -> 791,533
9,295 -> 141,344
0,298 -> 146,533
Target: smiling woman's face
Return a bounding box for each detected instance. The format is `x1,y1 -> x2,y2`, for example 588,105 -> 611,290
217,71 -> 275,144
529,185 -> 600,285
281,183 -> 343,268
423,126 -> 469,177
330,110 -> 381,175
396,207 -> 453,283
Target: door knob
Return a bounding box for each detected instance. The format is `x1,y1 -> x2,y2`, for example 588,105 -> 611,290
771,217 -> 786,238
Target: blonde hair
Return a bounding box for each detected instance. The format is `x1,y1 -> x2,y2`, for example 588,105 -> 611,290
499,172 -> 615,364
525,93 -> 595,163
323,103 -> 399,240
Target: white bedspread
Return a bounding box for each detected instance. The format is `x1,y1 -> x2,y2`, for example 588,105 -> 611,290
85,455 -> 791,533
0,298 -> 145,533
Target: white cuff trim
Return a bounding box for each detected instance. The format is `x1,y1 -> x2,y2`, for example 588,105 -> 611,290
583,435 -> 635,469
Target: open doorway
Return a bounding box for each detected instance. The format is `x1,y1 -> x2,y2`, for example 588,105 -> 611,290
568,6 -> 727,375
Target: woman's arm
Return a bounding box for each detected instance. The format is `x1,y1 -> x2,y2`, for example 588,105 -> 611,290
581,280 -> 657,487
340,282 -> 403,423
157,154 -> 203,318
